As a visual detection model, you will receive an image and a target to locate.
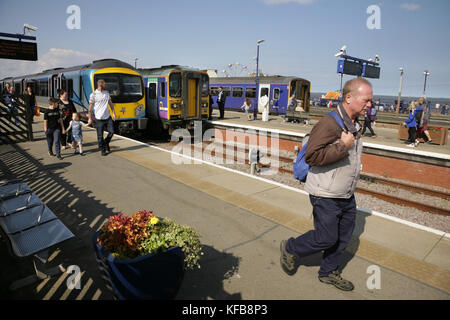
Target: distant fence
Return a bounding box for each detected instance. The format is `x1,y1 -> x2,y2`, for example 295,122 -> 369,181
0,95 -> 33,144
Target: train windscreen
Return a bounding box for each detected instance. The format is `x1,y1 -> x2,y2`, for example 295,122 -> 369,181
94,73 -> 143,103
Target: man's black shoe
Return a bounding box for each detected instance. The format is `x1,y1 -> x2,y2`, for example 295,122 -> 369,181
318,270 -> 354,291
56,154 -> 63,160
101,150 -> 107,156
280,240 -> 298,276
48,151 -> 55,156
106,143 -> 111,153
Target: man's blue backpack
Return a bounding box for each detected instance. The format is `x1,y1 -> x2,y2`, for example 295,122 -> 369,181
293,112 -> 345,182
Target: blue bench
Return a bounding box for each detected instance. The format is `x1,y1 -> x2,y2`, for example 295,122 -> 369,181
0,179 -> 75,291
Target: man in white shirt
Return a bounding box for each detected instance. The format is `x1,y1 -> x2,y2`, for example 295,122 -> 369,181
88,79 -> 117,156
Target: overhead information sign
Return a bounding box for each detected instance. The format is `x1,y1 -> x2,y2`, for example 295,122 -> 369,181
363,64 -> 380,79
0,39 -> 38,61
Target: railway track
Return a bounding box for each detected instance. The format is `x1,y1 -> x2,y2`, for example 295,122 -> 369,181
169,139 -> 450,216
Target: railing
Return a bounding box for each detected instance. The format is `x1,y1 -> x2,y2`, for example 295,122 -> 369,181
0,95 -> 34,144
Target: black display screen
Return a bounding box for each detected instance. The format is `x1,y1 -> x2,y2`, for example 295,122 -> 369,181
342,60 -> 363,76
364,65 -> 380,79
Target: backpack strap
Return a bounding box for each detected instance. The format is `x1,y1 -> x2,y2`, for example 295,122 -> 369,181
328,111 -> 346,132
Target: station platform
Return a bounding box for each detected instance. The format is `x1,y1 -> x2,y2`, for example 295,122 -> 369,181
208,109 -> 450,155
0,117 -> 449,300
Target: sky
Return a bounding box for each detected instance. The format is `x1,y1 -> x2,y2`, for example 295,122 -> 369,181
0,0 -> 449,98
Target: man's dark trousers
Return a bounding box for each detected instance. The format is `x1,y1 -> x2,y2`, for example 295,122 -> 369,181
218,102 -> 225,119
286,195 -> 356,277
95,117 -> 114,151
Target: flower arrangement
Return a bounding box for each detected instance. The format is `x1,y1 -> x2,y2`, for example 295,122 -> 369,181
97,210 -> 202,270
428,126 -> 443,132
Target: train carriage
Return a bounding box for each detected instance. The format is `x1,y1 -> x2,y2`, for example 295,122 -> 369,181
0,59 -> 147,134
138,65 -> 210,134
209,76 -> 311,119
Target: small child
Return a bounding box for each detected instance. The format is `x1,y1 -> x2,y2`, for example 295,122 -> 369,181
44,98 -> 64,160
64,112 -> 88,156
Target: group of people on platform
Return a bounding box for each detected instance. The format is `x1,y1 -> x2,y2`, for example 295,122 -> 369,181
402,96 -> 432,147
43,90 -> 85,160
43,79 -> 116,159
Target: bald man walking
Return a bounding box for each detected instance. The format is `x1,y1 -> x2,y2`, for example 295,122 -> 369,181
280,78 -> 372,291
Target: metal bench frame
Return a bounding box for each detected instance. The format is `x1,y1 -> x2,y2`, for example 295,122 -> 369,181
0,180 -> 74,291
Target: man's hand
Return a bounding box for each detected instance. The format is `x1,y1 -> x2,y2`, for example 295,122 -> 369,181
87,117 -> 93,126
112,112 -> 116,121
340,131 -> 355,148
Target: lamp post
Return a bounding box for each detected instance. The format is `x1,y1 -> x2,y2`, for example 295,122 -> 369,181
134,58 -> 138,69
396,67 -> 404,114
254,39 -> 265,121
423,70 -> 430,96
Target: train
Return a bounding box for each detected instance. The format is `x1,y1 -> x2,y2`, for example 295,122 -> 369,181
209,76 -> 311,120
138,65 -> 210,134
0,59 -> 147,134
1,59 -> 313,133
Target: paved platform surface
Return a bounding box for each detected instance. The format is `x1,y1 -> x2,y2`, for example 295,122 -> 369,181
0,118 -> 449,300
209,109 -> 450,156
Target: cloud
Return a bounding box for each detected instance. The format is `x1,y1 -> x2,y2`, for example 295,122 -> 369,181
262,0 -> 315,5
0,48 -> 100,79
400,3 -> 420,11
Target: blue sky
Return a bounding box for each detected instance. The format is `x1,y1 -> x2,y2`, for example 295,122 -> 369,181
1,0 -> 449,98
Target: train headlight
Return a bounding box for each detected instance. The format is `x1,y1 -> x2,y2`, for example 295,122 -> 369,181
171,103 -> 181,110
201,103 -> 208,108
135,104 -> 144,117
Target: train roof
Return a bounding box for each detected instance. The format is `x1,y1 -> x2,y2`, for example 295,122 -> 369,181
209,76 -> 310,85
137,65 -> 207,77
1,59 -> 136,81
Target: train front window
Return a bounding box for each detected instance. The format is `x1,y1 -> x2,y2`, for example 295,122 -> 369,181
169,73 -> 182,98
94,73 -> 143,103
201,74 -> 209,97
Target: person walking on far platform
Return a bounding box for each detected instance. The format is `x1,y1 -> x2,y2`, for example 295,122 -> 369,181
403,101 -> 419,147
87,79 -> 117,156
361,100 -> 376,138
280,77 -> 372,291
217,86 -> 226,119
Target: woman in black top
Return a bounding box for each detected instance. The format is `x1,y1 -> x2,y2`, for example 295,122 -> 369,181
58,89 -> 77,149
26,85 -> 37,122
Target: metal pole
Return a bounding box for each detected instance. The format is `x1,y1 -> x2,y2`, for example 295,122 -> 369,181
254,44 -> 260,121
396,68 -> 403,114
423,71 -> 429,96
339,73 -> 343,93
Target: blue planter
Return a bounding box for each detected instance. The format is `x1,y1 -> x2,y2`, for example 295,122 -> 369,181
92,230 -> 185,300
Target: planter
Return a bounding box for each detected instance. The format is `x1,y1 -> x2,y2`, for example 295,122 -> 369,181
398,125 -> 448,145
92,230 -> 185,300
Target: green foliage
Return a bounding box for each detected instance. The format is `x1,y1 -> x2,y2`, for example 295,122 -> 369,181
140,218 -> 203,270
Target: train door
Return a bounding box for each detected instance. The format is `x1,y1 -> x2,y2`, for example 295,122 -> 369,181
271,86 -> 281,112
157,77 -> 168,120
187,78 -> 198,118
49,74 -> 61,98
300,81 -> 310,112
146,79 -> 158,120
258,84 -> 270,113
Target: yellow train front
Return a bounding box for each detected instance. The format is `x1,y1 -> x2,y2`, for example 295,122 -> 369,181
138,65 -> 210,134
